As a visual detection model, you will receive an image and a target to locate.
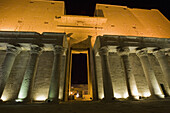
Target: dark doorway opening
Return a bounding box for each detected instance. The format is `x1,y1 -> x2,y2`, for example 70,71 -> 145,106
69,53 -> 90,101
71,53 -> 88,85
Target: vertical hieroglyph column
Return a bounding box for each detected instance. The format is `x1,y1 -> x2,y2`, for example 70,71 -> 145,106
99,47 -> 113,101
47,45 -> 64,102
0,45 -> 21,100
153,50 -> 170,95
117,47 -> 138,99
17,45 -> 42,102
136,49 -> 163,99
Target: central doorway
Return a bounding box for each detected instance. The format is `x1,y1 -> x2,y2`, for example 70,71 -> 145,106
69,50 -> 92,101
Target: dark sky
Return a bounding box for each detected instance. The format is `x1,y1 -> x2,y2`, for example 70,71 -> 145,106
55,0 -> 170,20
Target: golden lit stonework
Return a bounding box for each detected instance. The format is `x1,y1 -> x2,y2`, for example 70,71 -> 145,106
0,0 -> 170,104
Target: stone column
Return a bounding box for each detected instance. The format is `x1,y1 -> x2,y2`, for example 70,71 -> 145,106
136,49 -> 163,99
47,45 -> 64,102
90,48 -> 98,101
17,45 -> 42,102
0,45 -> 21,101
117,47 -> 138,100
153,50 -> 170,96
99,47 -> 113,102
58,48 -> 67,100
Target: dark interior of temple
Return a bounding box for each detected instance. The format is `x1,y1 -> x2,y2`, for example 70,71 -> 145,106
71,53 -> 88,85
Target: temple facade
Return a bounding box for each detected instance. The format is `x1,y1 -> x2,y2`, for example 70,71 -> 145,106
0,0 -> 170,103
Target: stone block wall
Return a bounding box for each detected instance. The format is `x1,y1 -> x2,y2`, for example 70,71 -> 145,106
32,51 -> 54,101
0,50 -> 6,66
108,52 -> 128,98
129,53 -> 150,97
0,48 -> 169,101
1,51 -> 30,101
1,50 -> 67,101
148,54 -> 169,95
95,56 -> 104,99
95,52 -> 170,99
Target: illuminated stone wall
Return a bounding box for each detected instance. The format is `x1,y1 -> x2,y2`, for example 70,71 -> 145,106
93,35 -> 170,101
95,51 -> 168,99
129,53 -> 150,97
0,32 -> 67,102
1,51 -> 30,101
0,50 -> 7,101
108,52 -> 128,98
1,50 -> 67,102
95,4 -> 170,39
0,51 -> 6,66
148,54 -> 170,95
94,56 -> 104,99
0,1 -> 169,47
0,0 -> 169,103
32,51 -> 54,101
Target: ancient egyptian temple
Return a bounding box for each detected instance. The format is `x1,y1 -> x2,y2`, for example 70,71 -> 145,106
0,0 -> 170,103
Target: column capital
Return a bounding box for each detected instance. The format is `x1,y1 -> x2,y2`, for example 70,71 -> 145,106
99,46 -> 109,56
153,49 -> 165,58
136,48 -> 148,57
30,45 -> 42,54
53,45 -> 65,55
6,45 -> 21,55
117,47 -> 130,56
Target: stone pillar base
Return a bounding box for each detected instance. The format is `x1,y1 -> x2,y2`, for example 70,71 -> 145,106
15,98 -> 32,103
147,94 -> 164,100
45,99 -> 59,104
101,97 -> 117,102
126,96 -> 138,101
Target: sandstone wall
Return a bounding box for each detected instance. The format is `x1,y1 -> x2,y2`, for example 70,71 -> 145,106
32,51 -> 54,101
95,56 -> 104,99
2,51 -> 30,101
129,53 -> 150,97
108,53 -> 128,98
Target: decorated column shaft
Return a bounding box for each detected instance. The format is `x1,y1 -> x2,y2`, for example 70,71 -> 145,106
0,45 -> 21,100
47,45 -> 64,102
99,47 -> 113,101
117,47 -> 138,99
17,45 -> 42,102
58,48 -> 67,100
153,50 -> 170,95
136,49 -> 163,98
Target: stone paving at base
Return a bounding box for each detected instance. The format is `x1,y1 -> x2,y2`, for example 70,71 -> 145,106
0,100 -> 170,113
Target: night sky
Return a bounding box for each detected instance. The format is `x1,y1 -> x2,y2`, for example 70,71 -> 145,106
55,0 -> 170,20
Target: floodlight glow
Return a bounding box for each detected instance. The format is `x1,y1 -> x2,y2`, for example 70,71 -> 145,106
134,96 -> 139,100
123,93 -> 129,99
114,93 -> 122,98
1,95 -> 7,101
100,94 -> 104,99
15,98 -> 23,102
158,94 -> 165,98
35,95 -> 46,101
143,92 -> 151,97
